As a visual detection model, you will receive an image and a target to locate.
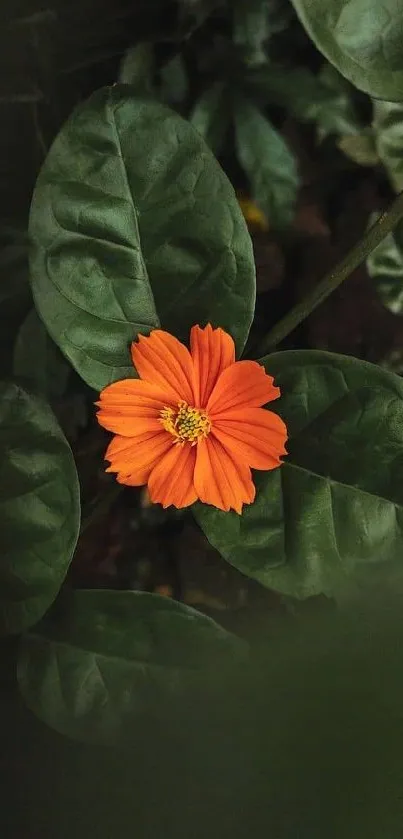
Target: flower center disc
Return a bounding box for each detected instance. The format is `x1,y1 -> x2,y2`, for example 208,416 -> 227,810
160,401 -> 211,445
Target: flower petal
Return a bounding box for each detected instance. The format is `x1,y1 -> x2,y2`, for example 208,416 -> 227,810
207,360 -> 280,415
190,324 -> 235,407
96,378 -> 176,436
212,407 -> 287,470
106,431 -> 173,486
98,413 -> 163,437
194,436 -> 255,514
131,330 -> 195,404
148,443 -> 197,509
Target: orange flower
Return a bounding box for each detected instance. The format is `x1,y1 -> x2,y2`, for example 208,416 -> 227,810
96,325 -> 287,513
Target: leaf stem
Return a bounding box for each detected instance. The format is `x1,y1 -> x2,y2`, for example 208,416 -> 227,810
252,190 -> 403,358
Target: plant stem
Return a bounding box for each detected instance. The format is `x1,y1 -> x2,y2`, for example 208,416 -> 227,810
252,191 -> 403,358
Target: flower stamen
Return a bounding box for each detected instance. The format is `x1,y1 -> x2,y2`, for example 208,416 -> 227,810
160,401 -> 211,445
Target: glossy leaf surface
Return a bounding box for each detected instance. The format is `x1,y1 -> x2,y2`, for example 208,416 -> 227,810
195,351 -> 403,599
0,383 -> 80,635
291,0 -> 403,101
29,86 -> 255,390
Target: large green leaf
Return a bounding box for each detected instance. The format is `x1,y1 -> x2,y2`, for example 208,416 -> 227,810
234,98 -> 299,228
29,85 -> 255,391
18,588 -> 245,745
0,383 -> 80,635
290,0 -> 403,101
373,99 -> 403,192
195,351 -> 403,600
367,214 -> 403,314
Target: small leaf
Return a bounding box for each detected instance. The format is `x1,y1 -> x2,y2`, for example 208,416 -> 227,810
234,98 -> 299,229
246,63 -> 360,141
160,54 -> 188,104
13,308 -> 70,399
118,43 -> 154,91
0,383 -> 80,635
189,82 -> 230,155
373,99 -> 403,194
233,0 -> 292,66
18,589 -> 246,744
314,63 -> 361,142
290,0 -> 403,101
367,214 -> 403,314
195,351 -> 403,601
29,86 -> 255,391
337,129 -> 379,167
233,0 -> 269,67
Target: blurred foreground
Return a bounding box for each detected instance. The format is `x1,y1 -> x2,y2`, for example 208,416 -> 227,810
2,591 -> 403,838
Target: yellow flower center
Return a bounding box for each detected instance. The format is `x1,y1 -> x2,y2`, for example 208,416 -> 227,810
159,401 -> 211,445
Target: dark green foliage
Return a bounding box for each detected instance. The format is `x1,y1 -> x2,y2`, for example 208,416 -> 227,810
18,588 -> 245,744
290,0 -> 403,100
29,86 -> 255,390
367,216 -> 403,314
234,97 -> 299,228
0,382 -> 80,635
195,351 -> 403,599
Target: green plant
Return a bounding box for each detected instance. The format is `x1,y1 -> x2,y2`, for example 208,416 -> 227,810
3,0 -> 403,750
119,0 -> 364,229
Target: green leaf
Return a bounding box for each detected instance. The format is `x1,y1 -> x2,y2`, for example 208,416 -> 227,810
367,214 -> 403,314
337,129 -> 379,167
195,351 -> 403,600
373,99 -> 403,193
29,85 -> 255,391
290,0 -> 403,101
160,54 -> 188,104
245,63 -> 360,141
232,0 -> 292,66
0,383 -> 80,635
18,589 -> 246,744
234,98 -> 299,229
118,43 -> 154,92
313,63 -> 361,141
233,0 -> 269,67
189,82 -> 230,156
13,308 -> 70,399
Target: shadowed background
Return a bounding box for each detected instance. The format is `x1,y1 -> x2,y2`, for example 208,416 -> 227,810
2,593 -> 403,839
